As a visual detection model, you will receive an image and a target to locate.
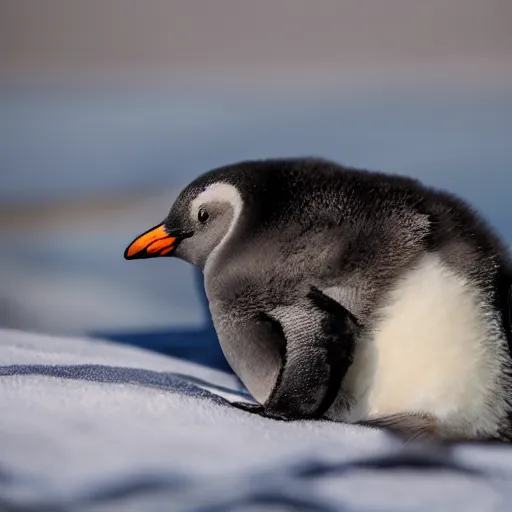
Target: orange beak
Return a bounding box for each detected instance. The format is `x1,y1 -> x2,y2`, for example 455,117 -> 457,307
124,223 -> 178,260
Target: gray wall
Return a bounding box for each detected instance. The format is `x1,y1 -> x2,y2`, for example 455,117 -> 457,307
2,0 -> 511,84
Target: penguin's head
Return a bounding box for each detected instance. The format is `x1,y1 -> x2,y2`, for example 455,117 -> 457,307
124,176 -> 244,271
124,157 -> 342,270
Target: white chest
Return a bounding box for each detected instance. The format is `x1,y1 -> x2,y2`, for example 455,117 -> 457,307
330,253 -> 509,438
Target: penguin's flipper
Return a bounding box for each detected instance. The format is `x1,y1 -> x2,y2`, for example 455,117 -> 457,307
263,287 -> 360,420
357,413 -> 437,443
230,401 -> 291,421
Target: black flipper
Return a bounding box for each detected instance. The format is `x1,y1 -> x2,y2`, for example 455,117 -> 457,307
230,401 -> 291,421
261,286 -> 360,420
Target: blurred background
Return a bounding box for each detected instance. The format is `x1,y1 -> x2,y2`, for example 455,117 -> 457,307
1,0 -> 511,371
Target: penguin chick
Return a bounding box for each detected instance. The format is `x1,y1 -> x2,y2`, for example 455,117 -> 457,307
124,158 -> 512,442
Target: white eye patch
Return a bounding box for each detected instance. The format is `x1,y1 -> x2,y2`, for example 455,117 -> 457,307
190,182 -> 242,222
190,182 -> 244,274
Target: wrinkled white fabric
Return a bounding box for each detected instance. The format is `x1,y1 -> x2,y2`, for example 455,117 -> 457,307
1,329 -> 511,512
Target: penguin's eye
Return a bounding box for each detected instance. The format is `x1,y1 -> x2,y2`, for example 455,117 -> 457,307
198,208 -> 209,223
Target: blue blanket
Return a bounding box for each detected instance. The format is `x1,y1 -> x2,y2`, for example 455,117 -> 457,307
1,329 -> 512,511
